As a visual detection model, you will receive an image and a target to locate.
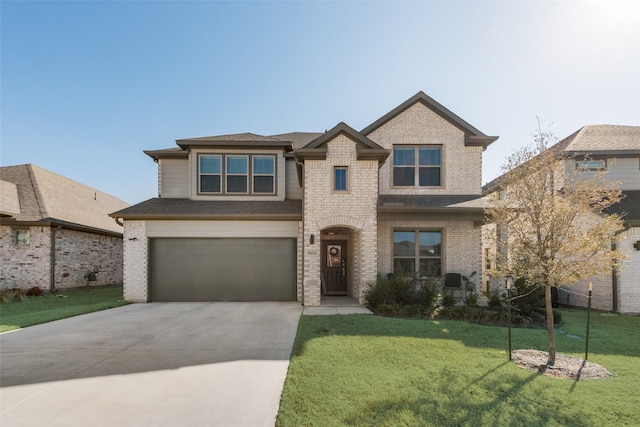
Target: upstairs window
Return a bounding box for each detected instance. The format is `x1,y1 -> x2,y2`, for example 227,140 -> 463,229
393,146 -> 441,187
253,156 -> 275,193
334,167 -> 348,192
393,230 -> 442,277
226,156 -> 248,193
576,160 -> 606,171
199,155 -> 221,193
199,154 -> 276,195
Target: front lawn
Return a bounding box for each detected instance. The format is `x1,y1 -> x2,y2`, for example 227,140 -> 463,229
277,309 -> 640,426
0,285 -> 129,333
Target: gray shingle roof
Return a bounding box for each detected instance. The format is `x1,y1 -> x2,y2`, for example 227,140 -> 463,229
557,125 -> 640,153
270,132 -> 323,149
176,132 -> 295,150
378,195 -> 488,211
111,198 -> 302,220
0,164 -> 128,233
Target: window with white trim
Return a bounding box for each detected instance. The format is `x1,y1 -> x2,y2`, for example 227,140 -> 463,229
393,146 -> 441,187
226,155 -> 248,193
393,230 -> 442,277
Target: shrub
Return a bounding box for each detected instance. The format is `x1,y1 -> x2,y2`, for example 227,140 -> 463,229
487,289 -> 504,308
441,292 -> 456,308
26,286 -> 43,297
464,292 -> 480,307
365,274 -> 441,318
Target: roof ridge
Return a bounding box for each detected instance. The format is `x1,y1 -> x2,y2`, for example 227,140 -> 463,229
25,164 -> 47,219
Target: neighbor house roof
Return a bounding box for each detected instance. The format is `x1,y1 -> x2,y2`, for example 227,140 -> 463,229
554,125 -> 640,155
361,91 -> 499,149
110,198 -> 302,220
0,164 -> 128,234
483,124 -> 640,194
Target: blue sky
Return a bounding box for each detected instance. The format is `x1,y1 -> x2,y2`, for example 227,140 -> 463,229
2,0 -> 639,204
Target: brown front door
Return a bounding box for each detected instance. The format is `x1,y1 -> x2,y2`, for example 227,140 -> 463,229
322,241 -> 348,295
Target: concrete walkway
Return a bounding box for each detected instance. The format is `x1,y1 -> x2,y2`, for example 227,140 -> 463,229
0,302 -> 302,427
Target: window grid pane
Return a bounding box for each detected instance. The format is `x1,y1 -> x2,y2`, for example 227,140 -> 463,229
253,157 -> 274,174
419,167 -> 441,186
419,147 -> 441,166
393,147 -> 415,166
254,176 -> 274,193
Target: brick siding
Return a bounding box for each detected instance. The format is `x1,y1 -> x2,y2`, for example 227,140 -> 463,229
122,220 -> 148,302
0,225 -> 123,290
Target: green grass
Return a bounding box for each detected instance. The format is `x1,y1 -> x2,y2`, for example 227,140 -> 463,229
0,285 -> 129,333
277,309 -> 640,427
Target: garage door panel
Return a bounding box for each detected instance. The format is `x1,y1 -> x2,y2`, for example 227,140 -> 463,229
150,238 -> 296,302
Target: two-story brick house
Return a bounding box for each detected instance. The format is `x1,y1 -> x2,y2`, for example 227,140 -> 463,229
111,92 -> 498,305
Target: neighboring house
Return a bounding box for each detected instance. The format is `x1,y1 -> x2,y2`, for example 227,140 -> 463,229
110,91 -> 498,305
0,164 -> 128,291
482,125 -> 640,314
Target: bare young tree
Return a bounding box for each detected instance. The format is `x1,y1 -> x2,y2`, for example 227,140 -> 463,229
486,123 -> 626,365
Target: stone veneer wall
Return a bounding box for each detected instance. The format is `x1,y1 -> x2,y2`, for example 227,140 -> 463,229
366,102 -> 483,196
377,219 -> 482,283
0,226 -> 51,289
122,220 -> 148,302
303,134 -> 379,306
0,226 -> 123,290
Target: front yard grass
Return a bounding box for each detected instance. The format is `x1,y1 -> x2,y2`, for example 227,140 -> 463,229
277,309 -> 640,426
0,285 -> 129,333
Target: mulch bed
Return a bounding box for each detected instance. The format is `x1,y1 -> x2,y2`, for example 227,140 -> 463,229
512,349 -> 611,380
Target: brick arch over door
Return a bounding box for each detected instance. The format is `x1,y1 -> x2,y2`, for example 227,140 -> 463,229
316,216 -> 365,231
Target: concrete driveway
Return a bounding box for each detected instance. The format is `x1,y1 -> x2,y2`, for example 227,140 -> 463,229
0,302 -> 302,427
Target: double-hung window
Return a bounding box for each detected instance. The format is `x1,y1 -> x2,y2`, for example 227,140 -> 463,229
393,230 -> 442,277
253,156 -> 275,193
393,146 -> 441,187
199,154 -> 275,195
200,155 -> 222,193
226,156 -> 249,193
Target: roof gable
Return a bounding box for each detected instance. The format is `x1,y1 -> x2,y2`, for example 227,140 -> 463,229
295,122 -> 390,163
361,91 -> 498,148
304,122 -> 384,150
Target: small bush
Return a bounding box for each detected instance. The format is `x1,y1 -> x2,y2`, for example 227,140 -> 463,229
464,292 -> 480,307
26,286 -> 43,297
441,292 -> 456,308
487,289 -> 504,308
365,274 -> 441,318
